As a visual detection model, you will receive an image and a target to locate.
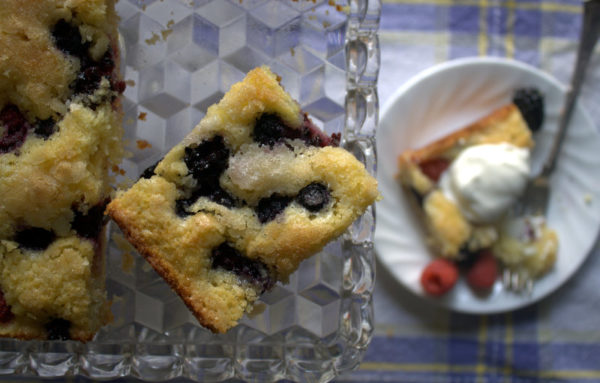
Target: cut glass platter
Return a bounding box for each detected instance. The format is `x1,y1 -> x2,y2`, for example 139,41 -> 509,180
0,1 -> 381,382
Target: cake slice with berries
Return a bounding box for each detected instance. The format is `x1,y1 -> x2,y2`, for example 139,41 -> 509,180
398,89 -> 558,294
107,66 -> 379,333
0,0 -> 124,340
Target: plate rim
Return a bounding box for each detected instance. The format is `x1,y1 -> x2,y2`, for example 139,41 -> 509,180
375,56 -> 600,314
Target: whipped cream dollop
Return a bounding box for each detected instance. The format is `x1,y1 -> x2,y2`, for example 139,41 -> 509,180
439,143 -> 530,223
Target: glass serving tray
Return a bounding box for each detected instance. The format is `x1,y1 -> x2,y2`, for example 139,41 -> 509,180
0,0 -> 380,381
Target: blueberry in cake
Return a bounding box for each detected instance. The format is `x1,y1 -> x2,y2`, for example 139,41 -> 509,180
0,0 -> 124,340
107,66 -> 379,333
398,91 -> 558,292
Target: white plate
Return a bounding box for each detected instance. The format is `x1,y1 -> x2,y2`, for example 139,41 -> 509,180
374,57 -> 600,314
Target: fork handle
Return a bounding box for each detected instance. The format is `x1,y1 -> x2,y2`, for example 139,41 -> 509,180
542,0 -> 600,177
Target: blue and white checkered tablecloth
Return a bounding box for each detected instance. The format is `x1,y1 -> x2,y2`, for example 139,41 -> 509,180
338,0 -> 600,382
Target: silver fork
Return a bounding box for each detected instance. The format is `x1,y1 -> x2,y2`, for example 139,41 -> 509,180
505,0 -> 600,293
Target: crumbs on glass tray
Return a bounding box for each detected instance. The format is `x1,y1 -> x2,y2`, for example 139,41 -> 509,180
136,140 -> 152,150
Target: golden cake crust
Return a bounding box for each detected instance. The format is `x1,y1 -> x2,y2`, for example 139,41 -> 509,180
107,67 -> 379,333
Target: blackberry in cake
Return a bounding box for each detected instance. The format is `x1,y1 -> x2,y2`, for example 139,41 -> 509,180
0,0 -> 124,341
107,66 -> 379,333
397,99 -> 558,288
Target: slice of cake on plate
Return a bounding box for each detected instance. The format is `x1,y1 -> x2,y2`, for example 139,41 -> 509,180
397,91 -> 558,294
107,66 -> 379,333
0,0 -> 124,341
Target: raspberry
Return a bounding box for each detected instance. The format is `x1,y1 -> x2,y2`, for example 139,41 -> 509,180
0,290 -> 14,323
466,250 -> 498,290
419,158 -> 450,183
0,104 -> 30,153
211,243 -> 275,293
297,183 -> 329,212
513,88 -> 544,132
420,259 -> 459,296
256,194 -> 292,223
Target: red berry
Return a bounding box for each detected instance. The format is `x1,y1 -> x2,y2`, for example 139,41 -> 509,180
420,259 -> 459,296
419,158 -> 450,182
466,250 -> 498,290
0,290 -> 14,323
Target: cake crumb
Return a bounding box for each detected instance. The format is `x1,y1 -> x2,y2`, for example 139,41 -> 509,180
136,139 -> 152,149
161,29 -> 173,41
111,165 -> 127,176
125,79 -> 136,87
138,112 -> 147,121
584,193 -> 593,205
290,47 -> 295,56
145,32 -> 160,45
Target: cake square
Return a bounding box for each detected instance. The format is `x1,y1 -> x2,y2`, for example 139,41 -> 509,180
107,66 -> 379,333
0,0 -> 124,341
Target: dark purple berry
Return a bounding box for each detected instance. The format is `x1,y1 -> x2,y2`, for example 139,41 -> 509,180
112,79 -> 126,94
253,113 -> 339,148
35,118 -> 56,139
253,114 -> 287,147
14,227 -> 56,251
52,20 -> 118,98
299,115 -> 340,147
0,104 -> 30,153
72,51 -> 116,96
256,194 -> 292,223
52,20 -> 88,60
175,198 -> 194,218
184,136 -> 229,179
140,161 -> 159,179
71,202 -> 108,239
202,185 -> 236,208
211,243 -> 275,293
513,88 -> 544,132
0,290 -> 14,324
296,183 -> 329,212
175,184 -> 237,217
45,318 -> 71,341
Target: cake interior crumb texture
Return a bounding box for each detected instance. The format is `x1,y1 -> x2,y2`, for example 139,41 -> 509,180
0,0 -> 124,341
108,66 -> 379,333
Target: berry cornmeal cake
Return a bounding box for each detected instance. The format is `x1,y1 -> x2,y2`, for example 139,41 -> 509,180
107,66 -> 379,333
398,90 -> 558,292
0,0 -> 124,340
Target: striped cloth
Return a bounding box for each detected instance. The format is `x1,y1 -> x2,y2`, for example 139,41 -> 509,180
339,1 -> 600,382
